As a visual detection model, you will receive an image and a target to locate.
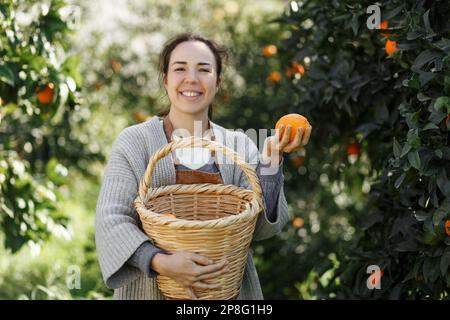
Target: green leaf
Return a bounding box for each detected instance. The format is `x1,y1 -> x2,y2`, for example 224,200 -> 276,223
406,129 -> 420,148
400,143 -> 411,158
440,250 -> 450,277
432,203 -> 449,226
421,123 -> 439,131
408,150 -> 421,170
423,257 -> 440,283
394,172 -> 406,189
434,96 -> 450,113
393,137 -> 401,158
0,64 -> 15,86
412,50 -> 442,71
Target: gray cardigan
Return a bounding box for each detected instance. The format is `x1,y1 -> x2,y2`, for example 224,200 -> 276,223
95,116 -> 290,299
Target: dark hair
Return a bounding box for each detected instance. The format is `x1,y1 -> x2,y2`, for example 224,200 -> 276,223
157,33 -> 228,120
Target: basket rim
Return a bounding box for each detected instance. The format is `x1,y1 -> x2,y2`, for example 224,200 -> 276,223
135,183 -> 261,229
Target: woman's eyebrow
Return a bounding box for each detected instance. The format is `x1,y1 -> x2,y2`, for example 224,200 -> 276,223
172,61 -> 212,66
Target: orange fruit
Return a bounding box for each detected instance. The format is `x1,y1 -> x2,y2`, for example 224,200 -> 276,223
36,83 -> 55,104
263,45 -> 277,57
292,217 -> 304,228
385,40 -> 398,56
162,213 -> 177,219
286,62 -> 305,78
379,20 -> 389,37
292,62 -> 305,75
275,113 -> 310,143
445,220 -> 450,236
267,71 -> 281,83
347,143 -> 360,156
292,156 -> 305,168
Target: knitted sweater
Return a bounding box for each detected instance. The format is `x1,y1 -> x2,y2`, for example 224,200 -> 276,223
95,115 -> 290,299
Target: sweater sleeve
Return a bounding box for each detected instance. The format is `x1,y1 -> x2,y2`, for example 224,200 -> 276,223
95,131 -> 160,289
127,241 -> 166,278
236,134 -> 291,241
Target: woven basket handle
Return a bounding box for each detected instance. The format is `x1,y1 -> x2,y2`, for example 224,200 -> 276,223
139,136 -> 264,208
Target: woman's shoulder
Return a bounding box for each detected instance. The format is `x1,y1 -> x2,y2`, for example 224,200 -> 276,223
113,116 -> 163,150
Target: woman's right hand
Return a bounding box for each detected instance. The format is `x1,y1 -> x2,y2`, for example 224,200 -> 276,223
151,251 -> 229,299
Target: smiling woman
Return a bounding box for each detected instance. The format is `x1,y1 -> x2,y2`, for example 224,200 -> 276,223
95,32 -> 310,300
158,33 -> 228,123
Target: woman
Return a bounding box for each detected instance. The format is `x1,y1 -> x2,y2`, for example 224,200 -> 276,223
95,33 -> 312,300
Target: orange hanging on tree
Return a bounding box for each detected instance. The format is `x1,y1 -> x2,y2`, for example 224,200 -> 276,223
291,155 -> 305,168
263,45 -> 277,57
36,83 -> 55,104
379,20 -> 389,37
385,39 -> 398,56
445,220 -> 450,236
286,61 -> 305,78
347,143 -> 360,156
267,71 -> 282,83
275,113 -> 311,143
292,217 -> 304,228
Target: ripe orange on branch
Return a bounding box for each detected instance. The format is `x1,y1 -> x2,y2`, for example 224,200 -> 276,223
36,83 -> 55,104
347,143 -> 360,156
275,113 -> 310,143
385,39 -> 398,56
267,71 -> 281,83
286,62 -> 305,78
263,45 -> 277,57
379,20 -> 389,37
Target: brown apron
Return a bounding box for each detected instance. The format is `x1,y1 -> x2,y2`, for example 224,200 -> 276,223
162,115 -> 224,185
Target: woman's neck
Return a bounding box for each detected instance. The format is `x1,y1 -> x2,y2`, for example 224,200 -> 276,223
168,108 -> 210,137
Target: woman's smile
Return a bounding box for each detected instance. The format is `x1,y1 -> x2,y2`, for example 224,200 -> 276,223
179,90 -> 204,101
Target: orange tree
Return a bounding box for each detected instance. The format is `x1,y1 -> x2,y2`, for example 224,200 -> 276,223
252,0 -> 450,298
0,0 -> 102,252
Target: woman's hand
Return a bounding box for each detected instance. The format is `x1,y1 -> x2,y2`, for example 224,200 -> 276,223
261,124 -> 312,166
151,251 -> 229,299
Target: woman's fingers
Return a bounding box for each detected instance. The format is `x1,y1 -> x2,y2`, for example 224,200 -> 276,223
195,260 -> 228,276
283,127 -> 303,153
196,264 -> 230,281
280,125 -> 291,147
192,281 -> 221,290
302,126 -> 312,145
190,253 -> 214,266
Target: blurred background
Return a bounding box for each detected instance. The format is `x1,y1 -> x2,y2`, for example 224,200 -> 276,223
0,0 -> 449,299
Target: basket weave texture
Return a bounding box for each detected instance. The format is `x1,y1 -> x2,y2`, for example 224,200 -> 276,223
134,136 -> 264,300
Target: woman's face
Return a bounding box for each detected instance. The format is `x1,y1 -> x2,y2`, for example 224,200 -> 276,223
164,41 -> 219,116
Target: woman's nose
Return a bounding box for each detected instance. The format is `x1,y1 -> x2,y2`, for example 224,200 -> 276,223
184,70 -> 199,83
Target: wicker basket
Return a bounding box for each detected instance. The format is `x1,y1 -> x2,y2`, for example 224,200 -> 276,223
134,136 -> 264,300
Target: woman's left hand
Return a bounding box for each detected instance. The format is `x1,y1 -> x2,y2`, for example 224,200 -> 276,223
261,124 -> 312,166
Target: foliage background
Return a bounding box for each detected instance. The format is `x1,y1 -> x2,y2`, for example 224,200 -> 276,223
1,0 -> 449,299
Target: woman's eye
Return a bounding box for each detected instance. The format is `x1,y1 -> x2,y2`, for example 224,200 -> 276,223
199,69 -> 211,73
174,68 -> 185,72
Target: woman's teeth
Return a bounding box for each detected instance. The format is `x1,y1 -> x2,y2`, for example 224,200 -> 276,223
180,91 -> 202,97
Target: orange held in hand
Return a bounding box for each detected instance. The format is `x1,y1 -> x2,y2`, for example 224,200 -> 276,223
275,113 -> 310,143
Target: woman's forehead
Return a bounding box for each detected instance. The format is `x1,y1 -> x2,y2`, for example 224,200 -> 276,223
170,41 -> 216,67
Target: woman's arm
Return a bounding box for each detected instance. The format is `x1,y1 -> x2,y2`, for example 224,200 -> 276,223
235,133 -> 291,241
95,130 -> 160,289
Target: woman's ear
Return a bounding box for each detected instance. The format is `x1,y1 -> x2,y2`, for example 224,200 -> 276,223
163,74 -> 168,91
